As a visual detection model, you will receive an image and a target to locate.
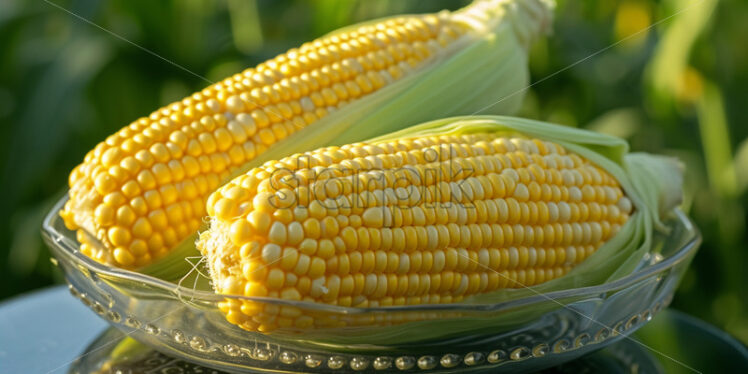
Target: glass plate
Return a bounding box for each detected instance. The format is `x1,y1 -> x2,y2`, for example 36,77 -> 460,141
43,196 -> 700,373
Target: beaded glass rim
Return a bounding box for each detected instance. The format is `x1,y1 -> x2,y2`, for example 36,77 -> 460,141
43,195 -> 700,313
67,280 -> 672,372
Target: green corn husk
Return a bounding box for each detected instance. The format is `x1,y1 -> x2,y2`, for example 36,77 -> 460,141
256,115 -> 683,347
139,0 -> 555,279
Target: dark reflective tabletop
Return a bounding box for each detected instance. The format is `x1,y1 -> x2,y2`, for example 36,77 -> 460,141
1,286 -> 746,373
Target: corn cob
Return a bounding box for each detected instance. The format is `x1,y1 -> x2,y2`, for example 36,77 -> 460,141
196,116 -> 679,333
61,0 -> 553,269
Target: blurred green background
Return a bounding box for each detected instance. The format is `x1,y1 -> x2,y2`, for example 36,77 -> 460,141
0,0 -> 746,344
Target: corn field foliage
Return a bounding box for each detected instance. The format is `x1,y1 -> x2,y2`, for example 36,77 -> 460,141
0,0 -> 746,344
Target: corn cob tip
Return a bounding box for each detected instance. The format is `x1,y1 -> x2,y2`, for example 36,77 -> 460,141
625,153 -> 684,229
456,0 -> 555,48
